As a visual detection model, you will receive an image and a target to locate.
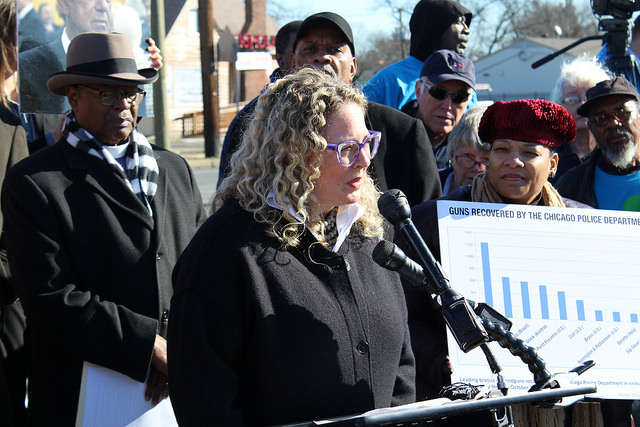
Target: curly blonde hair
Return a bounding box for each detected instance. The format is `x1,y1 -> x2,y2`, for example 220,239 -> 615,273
214,68 -> 384,247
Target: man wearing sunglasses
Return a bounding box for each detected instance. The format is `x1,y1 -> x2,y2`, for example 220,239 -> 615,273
556,76 -> 640,213
402,49 -> 475,168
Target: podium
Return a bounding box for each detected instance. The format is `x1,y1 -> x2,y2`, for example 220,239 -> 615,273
283,385 -> 597,426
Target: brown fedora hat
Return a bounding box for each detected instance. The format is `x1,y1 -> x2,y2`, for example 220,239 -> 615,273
47,32 -> 158,96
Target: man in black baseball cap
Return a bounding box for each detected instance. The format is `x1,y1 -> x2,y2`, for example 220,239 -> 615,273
402,49 -> 475,168
290,11 -> 442,208
556,75 -> 640,213
293,11 -> 354,57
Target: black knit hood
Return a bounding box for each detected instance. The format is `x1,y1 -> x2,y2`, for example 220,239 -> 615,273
409,0 -> 473,62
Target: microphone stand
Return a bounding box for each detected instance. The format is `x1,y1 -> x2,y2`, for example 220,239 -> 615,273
531,17 -> 640,86
531,35 -> 603,69
374,190 -> 595,425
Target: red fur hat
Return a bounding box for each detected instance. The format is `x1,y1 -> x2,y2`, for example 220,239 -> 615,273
478,99 -> 576,148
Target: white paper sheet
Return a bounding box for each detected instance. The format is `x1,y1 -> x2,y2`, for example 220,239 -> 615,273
76,362 -> 178,427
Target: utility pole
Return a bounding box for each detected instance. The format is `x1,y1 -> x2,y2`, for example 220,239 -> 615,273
199,0 -> 219,157
151,0 -> 169,149
398,8 -> 407,58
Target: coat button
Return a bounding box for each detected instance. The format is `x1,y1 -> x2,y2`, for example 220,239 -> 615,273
356,341 -> 369,354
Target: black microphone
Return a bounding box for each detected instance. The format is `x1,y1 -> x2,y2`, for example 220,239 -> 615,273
377,189 -> 488,353
378,189 -> 450,293
372,240 -> 427,288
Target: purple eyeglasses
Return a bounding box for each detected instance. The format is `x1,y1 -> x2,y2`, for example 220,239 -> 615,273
325,130 -> 381,167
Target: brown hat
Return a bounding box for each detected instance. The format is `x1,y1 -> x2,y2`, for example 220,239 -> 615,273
577,76 -> 639,116
47,32 -> 158,96
479,99 -> 576,148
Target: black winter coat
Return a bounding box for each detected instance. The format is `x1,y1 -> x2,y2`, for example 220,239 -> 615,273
168,201 -> 416,425
3,140 -> 204,425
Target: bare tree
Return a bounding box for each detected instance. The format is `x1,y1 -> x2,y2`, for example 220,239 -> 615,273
464,0 -> 599,59
356,31 -> 407,83
377,0 -> 416,57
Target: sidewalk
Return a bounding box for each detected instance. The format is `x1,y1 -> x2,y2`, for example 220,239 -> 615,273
164,134 -> 221,170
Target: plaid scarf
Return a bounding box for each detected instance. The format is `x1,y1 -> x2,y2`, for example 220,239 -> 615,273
63,112 -> 159,215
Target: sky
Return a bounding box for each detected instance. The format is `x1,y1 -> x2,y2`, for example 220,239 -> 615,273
268,0 -> 600,54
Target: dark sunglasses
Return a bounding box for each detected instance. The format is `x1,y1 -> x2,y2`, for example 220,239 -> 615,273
422,81 -> 471,104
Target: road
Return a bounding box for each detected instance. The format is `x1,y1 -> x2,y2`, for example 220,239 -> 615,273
193,165 -> 219,211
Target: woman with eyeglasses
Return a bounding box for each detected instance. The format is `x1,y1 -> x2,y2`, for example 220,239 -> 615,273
550,57 -> 611,182
439,106 -> 490,195
168,68 -> 415,425
395,99 -> 589,410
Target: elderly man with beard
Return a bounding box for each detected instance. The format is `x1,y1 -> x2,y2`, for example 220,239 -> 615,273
556,76 -> 640,212
554,76 -> 636,427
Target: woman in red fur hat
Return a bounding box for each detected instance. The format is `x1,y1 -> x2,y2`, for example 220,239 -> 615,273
394,99 -> 591,418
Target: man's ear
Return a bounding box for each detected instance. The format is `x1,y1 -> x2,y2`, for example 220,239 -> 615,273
349,57 -> 357,81
66,86 -> 79,109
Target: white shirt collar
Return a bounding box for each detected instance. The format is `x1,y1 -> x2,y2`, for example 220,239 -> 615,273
62,28 -> 71,53
266,190 -> 364,252
102,142 -> 130,159
17,4 -> 33,21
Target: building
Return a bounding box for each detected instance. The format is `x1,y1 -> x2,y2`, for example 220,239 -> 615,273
474,37 -> 603,102
24,0 -> 280,139
162,0 -> 279,136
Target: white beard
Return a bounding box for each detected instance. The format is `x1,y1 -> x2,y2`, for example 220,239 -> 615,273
603,139 -> 637,169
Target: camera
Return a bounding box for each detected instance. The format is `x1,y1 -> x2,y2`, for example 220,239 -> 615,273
592,0 -> 640,19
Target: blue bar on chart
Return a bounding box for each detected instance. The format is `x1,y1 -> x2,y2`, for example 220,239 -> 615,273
632,314 -> 639,323
481,242 -> 493,306
502,277 -> 512,318
613,312 -> 621,322
539,285 -> 549,319
558,291 -> 567,320
521,282 -> 531,319
595,310 -> 603,322
577,300 -> 585,321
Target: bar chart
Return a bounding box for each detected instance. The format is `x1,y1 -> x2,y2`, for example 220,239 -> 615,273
436,201 -> 640,399
478,241 -> 640,325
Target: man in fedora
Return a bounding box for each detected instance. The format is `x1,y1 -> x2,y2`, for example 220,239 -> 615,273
2,32 -> 204,424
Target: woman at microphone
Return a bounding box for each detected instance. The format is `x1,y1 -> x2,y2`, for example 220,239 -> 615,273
168,68 -> 415,425
397,99 -> 587,405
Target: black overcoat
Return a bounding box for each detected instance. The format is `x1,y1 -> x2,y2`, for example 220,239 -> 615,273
168,201 -> 416,425
2,139 -> 204,425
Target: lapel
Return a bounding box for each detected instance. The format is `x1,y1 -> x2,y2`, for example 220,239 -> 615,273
60,140 -> 155,230
151,152 -> 168,247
